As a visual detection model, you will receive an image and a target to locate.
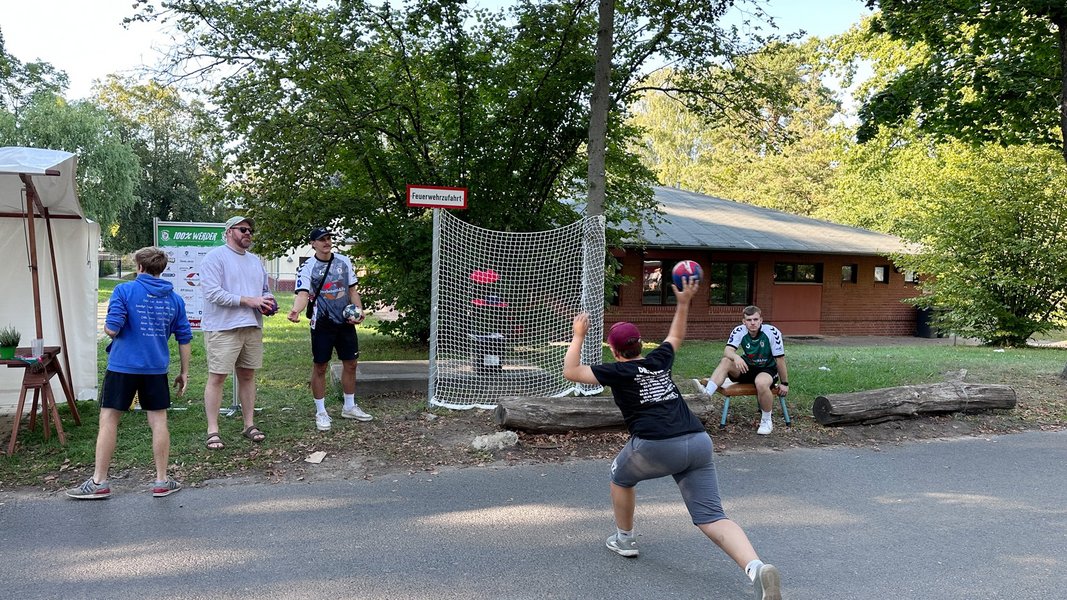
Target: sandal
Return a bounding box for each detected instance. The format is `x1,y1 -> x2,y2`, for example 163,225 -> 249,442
242,425 -> 266,443
206,432 -> 225,450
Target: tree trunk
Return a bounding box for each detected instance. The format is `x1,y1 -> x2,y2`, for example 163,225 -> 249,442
812,383 -> 1016,426
585,0 -> 613,217
494,395 -> 717,433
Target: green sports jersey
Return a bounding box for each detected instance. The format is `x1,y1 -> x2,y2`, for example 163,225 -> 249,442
726,324 -> 785,368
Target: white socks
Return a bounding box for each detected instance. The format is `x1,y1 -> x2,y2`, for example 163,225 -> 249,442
761,410 -> 772,421
745,559 -> 764,581
314,398 -> 326,414
343,393 -> 355,411
617,528 -> 633,538
704,380 -> 719,395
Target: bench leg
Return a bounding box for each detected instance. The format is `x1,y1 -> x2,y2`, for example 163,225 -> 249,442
779,396 -> 792,426
719,397 -> 730,429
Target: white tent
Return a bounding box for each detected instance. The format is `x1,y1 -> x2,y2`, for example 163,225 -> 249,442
0,147 -> 99,404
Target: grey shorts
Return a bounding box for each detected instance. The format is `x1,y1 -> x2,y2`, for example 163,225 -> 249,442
610,431 -> 727,525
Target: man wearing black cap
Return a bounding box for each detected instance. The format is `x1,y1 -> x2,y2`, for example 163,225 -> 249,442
562,278 -> 782,600
200,216 -> 275,448
288,228 -> 372,431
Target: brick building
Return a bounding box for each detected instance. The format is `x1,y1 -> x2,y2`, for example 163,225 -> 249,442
609,187 -> 919,340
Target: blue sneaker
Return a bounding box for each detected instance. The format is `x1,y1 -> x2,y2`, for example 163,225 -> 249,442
66,478 -> 111,500
753,564 -> 781,600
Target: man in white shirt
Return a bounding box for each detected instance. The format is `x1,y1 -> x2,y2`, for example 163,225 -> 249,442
199,216 -> 275,448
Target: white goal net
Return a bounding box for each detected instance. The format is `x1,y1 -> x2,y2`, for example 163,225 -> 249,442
429,210 -> 606,409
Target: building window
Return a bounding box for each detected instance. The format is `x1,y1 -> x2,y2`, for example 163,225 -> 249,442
903,270 -> 919,284
874,265 -> 890,283
841,264 -> 857,283
642,260 -> 677,305
709,262 -> 754,306
774,262 -> 823,283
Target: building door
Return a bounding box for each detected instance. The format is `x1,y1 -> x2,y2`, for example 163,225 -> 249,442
771,285 -> 821,334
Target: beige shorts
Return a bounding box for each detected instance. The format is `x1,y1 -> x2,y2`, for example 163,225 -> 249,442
204,327 -> 264,374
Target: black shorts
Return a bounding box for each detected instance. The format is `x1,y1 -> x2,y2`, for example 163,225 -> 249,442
311,320 -> 360,364
733,365 -> 779,385
100,370 -> 171,411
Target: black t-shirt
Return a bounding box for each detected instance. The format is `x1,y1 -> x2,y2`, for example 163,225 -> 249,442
590,342 -> 706,440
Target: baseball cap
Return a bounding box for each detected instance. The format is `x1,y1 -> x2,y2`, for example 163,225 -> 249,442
607,321 -> 642,354
224,215 -> 254,230
309,227 -> 335,241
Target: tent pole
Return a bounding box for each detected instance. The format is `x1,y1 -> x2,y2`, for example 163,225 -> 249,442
43,206 -> 79,423
19,174 -> 44,339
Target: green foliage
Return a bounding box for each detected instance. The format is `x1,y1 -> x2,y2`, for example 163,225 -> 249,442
888,143 -> 1067,346
93,76 -> 230,253
0,324 -> 20,347
861,1 -> 1067,159
98,259 -> 116,278
131,0 -> 674,342
628,39 -> 848,216
0,93 -> 141,247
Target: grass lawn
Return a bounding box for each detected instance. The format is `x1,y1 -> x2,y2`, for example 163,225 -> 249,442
1,280 -> 1065,491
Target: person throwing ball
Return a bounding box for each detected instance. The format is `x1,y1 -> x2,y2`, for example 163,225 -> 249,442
562,277 -> 782,600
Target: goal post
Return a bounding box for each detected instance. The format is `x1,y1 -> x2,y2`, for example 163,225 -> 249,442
429,210 -> 606,409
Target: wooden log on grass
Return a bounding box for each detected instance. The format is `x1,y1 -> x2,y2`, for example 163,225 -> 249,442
812,383 -> 1016,426
494,395 -> 717,433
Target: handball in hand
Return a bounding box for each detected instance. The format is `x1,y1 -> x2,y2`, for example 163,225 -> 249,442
342,304 -> 362,322
672,260 -> 703,288
260,297 -> 278,316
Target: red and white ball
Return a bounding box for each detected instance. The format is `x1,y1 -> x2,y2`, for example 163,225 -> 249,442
671,260 -> 703,288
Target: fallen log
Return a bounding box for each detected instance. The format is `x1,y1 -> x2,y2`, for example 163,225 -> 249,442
812,382 -> 1016,426
494,395 -> 717,433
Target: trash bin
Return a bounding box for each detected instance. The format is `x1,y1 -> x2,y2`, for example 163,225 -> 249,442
915,307 -> 939,338
470,332 -> 505,370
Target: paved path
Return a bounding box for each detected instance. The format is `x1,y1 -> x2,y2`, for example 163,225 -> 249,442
1,430 -> 1063,599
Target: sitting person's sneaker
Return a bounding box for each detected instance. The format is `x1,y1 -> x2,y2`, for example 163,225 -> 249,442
757,416 -> 773,435
752,563 -> 781,600
341,404 -> 373,422
151,479 -> 182,498
605,532 -> 639,557
315,411 -> 332,431
690,378 -> 707,395
66,478 -> 111,500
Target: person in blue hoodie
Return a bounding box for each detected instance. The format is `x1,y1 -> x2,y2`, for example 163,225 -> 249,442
66,247 -> 192,500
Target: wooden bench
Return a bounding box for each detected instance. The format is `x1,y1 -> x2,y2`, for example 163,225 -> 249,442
716,381 -> 791,429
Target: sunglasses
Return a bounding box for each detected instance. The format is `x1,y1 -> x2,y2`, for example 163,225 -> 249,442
231,227 -> 254,234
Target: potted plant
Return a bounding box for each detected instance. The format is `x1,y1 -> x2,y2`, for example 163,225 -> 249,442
0,325 -> 20,359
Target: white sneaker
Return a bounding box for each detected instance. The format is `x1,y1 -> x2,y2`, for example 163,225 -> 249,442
315,411 -> 332,431
689,378 -> 707,395
341,404 -> 373,422
757,417 -> 773,435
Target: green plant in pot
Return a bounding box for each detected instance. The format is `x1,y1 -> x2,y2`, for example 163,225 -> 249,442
0,325 -> 21,359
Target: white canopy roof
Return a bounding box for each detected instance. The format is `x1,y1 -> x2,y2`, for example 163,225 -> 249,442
0,146 -> 99,405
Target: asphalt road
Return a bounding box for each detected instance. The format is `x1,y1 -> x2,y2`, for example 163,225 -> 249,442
1,430 -> 1063,599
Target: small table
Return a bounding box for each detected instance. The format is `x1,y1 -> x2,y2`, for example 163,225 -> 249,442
3,346 -> 81,454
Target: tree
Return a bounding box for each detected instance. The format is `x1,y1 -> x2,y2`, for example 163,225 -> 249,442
628,39 -> 847,216
93,76 -> 229,253
0,94 -> 140,246
890,142 -> 1067,346
861,1 -> 1067,162
129,0 -> 791,341
0,30 -> 69,115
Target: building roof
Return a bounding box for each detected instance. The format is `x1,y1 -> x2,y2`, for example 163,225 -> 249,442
625,186 -> 908,256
